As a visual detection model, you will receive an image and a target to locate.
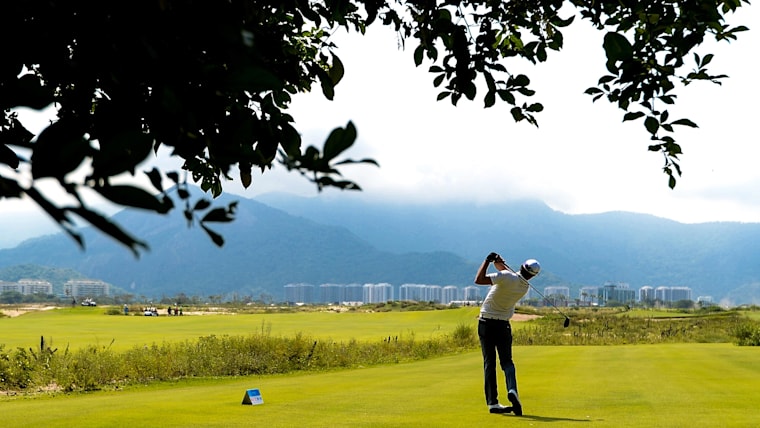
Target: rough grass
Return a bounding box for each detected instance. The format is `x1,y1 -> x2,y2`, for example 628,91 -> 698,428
0,305 -> 482,351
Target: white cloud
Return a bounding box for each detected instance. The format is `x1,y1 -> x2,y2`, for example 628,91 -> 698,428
3,5 -> 759,249
261,6 -> 760,224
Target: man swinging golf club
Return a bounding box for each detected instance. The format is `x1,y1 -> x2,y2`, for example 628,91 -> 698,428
474,252 -> 541,415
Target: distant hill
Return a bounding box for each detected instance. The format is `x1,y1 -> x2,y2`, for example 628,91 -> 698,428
2,188 -> 760,304
0,189 -> 481,301
0,264 -> 90,295
256,193 -> 760,304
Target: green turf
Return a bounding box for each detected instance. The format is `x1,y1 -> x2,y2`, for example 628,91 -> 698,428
1,306 -> 484,351
3,344 -> 759,427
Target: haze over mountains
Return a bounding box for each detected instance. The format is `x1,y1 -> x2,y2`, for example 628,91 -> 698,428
2,188 -> 760,305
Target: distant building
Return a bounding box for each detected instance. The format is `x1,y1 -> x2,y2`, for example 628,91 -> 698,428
284,283 -> 314,304
363,283 -> 393,303
579,286 -> 602,306
0,280 -> 21,294
653,286 -> 693,304
319,283 -> 345,304
697,296 -> 714,306
600,282 -> 636,304
655,286 -> 672,302
544,286 -> 570,298
541,286 -> 570,306
428,285 -> 442,303
670,286 -> 692,302
64,279 -> 110,298
399,283 -> 428,302
18,279 -> 53,295
442,285 -> 459,304
343,283 -> 364,302
639,286 -> 655,302
462,285 -> 481,302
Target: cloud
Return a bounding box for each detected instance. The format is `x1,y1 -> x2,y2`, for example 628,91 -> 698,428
6,6 -> 759,239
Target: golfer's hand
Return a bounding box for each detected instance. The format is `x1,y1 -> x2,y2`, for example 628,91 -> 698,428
486,252 -> 499,262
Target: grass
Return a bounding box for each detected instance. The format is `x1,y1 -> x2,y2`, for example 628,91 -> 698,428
1,305 -> 483,351
3,305 -> 760,427
3,344 -> 759,427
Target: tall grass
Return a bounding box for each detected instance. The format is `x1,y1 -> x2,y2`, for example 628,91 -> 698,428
0,325 -> 477,393
3,306 -> 759,395
515,309 -> 757,345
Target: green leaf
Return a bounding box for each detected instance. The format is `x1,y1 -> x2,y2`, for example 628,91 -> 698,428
31,121 -> 90,179
201,207 -> 235,223
6,74 -> 54,110
280,123 -> 301,157
623,112 -> 645,122
484,91 -> 495,108
334,157 -> 379,167
319,70 -> 335,101
194,199 -> 212,211
94,185 -> 172,214
603,32 -> 633,63
201,224 -> 225,247
537,45 -> 547,62
240,166 -> 252,188
226,65 -> 283,92
328,53 -> 345,85
24,186 -> 80,244
323,122 -> 357,161
0,176 -> 22,198
510,106 -> 525,122
93,131 -> 154,178
498,90 -> 516,105
512,74 -> 530,87
0,144 -> 20,169
644,116 -> 660,135
144,168 -> 164,193
70,207 -> 148,257
414,45 -> 424,66
670,119 -> 698,128
526,103 -> 543,112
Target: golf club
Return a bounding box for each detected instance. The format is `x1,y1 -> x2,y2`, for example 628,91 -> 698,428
499,259 -> 571,328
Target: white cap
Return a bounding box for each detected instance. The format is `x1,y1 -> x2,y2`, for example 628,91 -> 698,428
522,259 -> 541,276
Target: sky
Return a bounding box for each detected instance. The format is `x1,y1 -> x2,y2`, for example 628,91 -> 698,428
3,5 -> 759,248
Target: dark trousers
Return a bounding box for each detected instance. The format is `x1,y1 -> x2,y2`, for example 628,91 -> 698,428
478,318 -> 517,406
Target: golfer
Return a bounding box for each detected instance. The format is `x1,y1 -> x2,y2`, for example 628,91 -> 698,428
474,252 -> 540,415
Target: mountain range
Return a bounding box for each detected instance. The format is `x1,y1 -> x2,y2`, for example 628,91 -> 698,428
2,188 -> 760,305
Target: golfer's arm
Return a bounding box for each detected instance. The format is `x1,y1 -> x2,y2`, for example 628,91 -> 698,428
493,260 -> 508,271
474,260 -> 492,285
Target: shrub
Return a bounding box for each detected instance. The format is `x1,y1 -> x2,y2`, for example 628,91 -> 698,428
450,322 -> 477,348
731,322 -> 760,346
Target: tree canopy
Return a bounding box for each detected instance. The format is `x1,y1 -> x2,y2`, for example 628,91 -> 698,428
1,0 -> 749,254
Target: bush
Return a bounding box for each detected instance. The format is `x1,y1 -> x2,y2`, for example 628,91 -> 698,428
731,322 -> 760,346
450,323 -> 477,347
1,327 -> 476,394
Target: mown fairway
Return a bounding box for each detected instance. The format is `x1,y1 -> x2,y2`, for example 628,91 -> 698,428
3,344 -> 759,427
3,307 -> 760,427
1,306 -> 484,351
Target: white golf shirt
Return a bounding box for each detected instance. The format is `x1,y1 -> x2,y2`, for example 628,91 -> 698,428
480,270 -> 529,321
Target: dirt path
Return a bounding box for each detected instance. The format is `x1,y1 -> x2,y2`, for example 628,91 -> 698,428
0,305 -> 58,317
